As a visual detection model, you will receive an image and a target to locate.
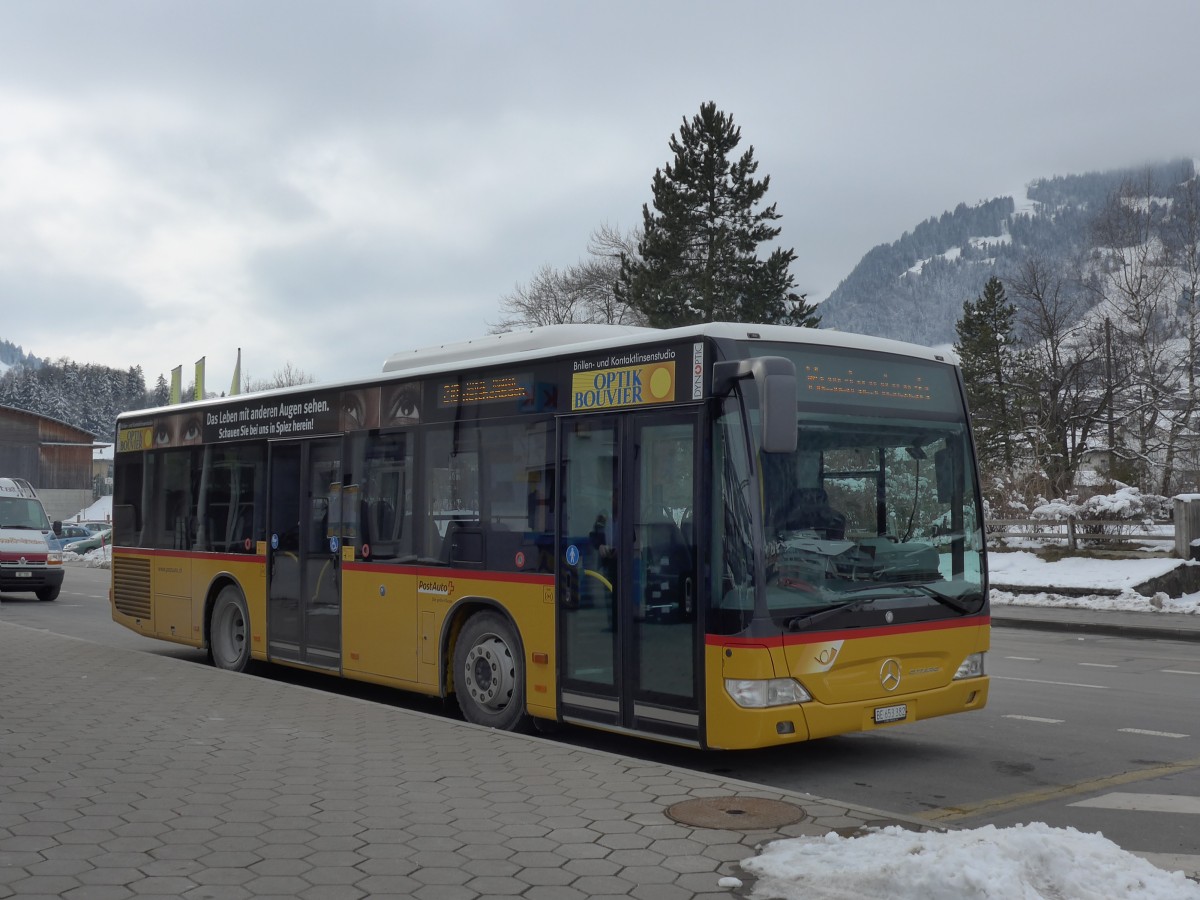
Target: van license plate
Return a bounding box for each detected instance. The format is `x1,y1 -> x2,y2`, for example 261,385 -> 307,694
874,703 -> 907,724
15,571 -> 32,578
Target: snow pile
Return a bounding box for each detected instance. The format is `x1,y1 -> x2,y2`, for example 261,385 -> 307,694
740,823 -> 1200,900
989,551 -> 1180,591
64,543 -> 112,569
1028,485 -> 1172,524
1076,485 -> 1150,519
988,551 -> 1200,614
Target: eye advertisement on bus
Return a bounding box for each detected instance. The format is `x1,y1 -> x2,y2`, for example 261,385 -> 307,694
117,340 -> 707,452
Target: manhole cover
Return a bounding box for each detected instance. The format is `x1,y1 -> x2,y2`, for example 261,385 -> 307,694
666,796 -> 805,829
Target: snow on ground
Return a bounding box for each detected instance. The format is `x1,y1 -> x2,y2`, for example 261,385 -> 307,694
737,823 -> 1200,899
989,550 -> 1180,590
989,551 -> 1200,614
74,495 -> 112,521
63,495 -> 113,568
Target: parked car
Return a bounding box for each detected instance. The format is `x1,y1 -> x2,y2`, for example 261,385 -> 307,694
47,523 -> 92,552
63,527 -> 112,554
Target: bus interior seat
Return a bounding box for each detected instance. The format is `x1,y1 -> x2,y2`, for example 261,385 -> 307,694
226,503 -> 254,551
113,504 -> 139,545
638,520 -> 693,610
782,487 -> 846,540
442,519 -> 484,567
484,523 -> 525,571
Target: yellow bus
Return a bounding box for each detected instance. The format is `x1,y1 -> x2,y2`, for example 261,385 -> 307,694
111,323 -> 989,749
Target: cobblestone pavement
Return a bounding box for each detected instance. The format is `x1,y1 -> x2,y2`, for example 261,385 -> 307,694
0,621 -> 935,900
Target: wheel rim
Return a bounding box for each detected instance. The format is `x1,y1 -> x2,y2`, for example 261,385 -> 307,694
463,634 -> 515,712
214,599 -> 246,667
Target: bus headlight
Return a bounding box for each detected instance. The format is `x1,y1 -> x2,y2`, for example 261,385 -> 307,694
953,652 -> 985,680
725,677 -> 812,708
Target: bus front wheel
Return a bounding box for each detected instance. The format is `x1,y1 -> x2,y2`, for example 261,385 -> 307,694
454,611 -> 530,732
208,584 -> 251,673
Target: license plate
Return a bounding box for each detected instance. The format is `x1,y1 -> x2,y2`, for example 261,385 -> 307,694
874,703 -> 907,724
15,571 -> 32,578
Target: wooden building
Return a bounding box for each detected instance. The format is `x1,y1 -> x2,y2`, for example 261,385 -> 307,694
0,404 -> 102,522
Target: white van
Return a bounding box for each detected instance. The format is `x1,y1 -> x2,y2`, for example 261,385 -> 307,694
0,477 -> 64,601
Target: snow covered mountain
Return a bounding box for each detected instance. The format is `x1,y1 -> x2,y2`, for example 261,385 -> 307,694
816,158 -> 1197,347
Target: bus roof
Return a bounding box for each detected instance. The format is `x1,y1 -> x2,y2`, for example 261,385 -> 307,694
382,322 -> 957,375
381,324 -> 654,373
119,323 -> 958,421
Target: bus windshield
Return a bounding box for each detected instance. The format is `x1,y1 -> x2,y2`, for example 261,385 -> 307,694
712,344 -> 986,632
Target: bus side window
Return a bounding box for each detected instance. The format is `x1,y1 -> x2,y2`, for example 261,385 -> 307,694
113,454 -> 145,546
421,425 -> 480,564
357,431 -> 414,562
114,504 -> 140,545
475,419 -> 554,572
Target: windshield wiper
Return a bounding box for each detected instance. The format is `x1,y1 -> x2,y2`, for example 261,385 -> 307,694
785,582 -> 982,631
915,583 -> 983,615
785,596 -> 878,631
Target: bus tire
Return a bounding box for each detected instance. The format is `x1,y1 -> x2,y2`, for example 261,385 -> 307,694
208,584 -> 251,673
454,611 -> 530,732
36,585 -> 60,602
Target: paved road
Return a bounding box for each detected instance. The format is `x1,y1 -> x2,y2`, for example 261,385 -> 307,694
1,612 -> 939,900
4,562 -> 1199,883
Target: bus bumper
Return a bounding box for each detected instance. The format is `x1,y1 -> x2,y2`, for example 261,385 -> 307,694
705,676 -> 989,750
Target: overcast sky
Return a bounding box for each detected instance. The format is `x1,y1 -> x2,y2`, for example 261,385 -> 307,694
3,0 -> 1198,389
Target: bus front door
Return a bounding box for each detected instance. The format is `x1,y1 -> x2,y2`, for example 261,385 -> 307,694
558,412 -> 700,745
267,438 -> 343,670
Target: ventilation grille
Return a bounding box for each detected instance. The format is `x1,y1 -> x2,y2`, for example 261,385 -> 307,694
113,556 -> 152,620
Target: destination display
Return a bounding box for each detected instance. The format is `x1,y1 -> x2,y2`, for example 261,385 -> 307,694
755,345 -> 963,415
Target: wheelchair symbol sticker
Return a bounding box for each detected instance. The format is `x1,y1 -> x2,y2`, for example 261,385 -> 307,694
271,533 -> 279,550
565,544 -> 580,566
329,536 -> 340,553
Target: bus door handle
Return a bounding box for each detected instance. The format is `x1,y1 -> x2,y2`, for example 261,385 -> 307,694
683,576 -> 694,615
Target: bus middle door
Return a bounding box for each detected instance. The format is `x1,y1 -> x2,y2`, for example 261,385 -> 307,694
558,411 -> 700,745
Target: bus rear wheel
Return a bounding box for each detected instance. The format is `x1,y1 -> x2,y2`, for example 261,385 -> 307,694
209,585 -> 251,673
454,611 -> 529,732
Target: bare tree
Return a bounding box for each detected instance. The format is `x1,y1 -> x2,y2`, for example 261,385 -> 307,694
1088,171 -> 1178,487
242,362 -> 316,392
1007,256 -> 1109,498
1159,164 -> 1200,492
491,225 -> 646,332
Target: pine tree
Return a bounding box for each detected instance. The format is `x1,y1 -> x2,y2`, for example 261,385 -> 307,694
616,102 -> 819,328
153,374 -> 170,407
955,276 -> 1023,473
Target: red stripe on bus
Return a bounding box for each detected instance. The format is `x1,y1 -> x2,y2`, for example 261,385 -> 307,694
112,547 -> 267,564
344,561 -> 554,585
111,547 -> 553,586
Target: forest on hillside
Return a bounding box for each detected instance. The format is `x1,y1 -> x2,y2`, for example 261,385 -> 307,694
817,159 -> 1197,347
0,359 -> 162,439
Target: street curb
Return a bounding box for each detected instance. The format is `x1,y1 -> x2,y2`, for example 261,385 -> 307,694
992,615 -> 1200,643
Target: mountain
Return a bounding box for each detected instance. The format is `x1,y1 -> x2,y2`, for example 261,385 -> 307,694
816,158 -> 1197,346
0,339 -> 44,379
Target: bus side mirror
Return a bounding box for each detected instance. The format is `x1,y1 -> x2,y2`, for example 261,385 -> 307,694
713,357 -> 798,454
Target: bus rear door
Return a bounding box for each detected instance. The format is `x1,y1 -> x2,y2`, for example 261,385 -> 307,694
267,438 -> 343,669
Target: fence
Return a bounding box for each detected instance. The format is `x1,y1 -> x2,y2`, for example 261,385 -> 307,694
987,517 -> 1174,553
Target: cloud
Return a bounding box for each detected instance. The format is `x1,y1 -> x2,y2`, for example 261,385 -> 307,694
1,1 -> 1199,385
